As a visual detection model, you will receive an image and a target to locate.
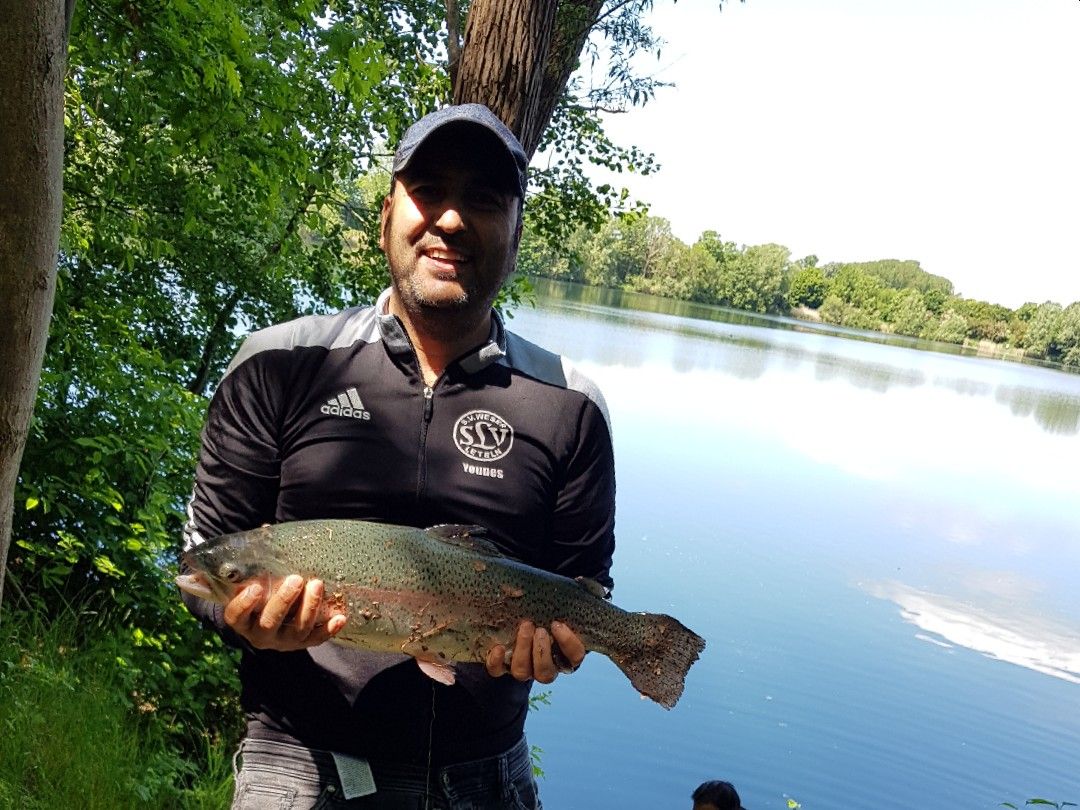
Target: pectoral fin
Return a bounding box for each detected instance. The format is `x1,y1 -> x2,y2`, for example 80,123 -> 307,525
416,659 -> 456,686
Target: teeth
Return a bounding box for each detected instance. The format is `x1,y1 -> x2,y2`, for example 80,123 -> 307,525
428,249 -> 464,261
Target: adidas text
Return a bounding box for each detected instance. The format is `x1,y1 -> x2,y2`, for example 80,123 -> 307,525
321,404 -> 370,420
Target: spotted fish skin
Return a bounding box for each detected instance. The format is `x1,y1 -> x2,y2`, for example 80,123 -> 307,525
177,519 -> 706,708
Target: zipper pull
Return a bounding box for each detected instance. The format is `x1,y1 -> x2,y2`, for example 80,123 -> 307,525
423,385 -> 434,422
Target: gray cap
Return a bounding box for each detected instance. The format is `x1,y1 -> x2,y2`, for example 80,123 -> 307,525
391,103 -> 528,198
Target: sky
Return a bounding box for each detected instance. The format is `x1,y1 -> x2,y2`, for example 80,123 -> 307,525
585,0 -> 1079,309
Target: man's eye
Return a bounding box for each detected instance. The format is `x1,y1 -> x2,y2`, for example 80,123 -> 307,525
409,185 -> 441,201
470,191 -> 504,210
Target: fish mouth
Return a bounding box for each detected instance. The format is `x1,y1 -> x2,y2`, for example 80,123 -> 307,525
175,572 -> 216,601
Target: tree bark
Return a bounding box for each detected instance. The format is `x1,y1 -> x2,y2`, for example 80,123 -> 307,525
531,1 -> 606,154
0,1 -> 71,612
451,0 -> 559,159
444,0 -> 463,92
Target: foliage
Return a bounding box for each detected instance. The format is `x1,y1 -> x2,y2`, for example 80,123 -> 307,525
825,259 -> 953,295
0,610 -> 236,806
516,210 -> 1079,369
888,289 -> 932,338
8,262 -> 245,754
1020,302 -> 1080,367
63,0 -> 447,396
788,265 -> 829,309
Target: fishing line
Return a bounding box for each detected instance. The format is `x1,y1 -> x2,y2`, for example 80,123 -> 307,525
423,686 -> 436,810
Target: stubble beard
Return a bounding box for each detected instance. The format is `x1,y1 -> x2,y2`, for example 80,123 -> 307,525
381,199 -> 518,329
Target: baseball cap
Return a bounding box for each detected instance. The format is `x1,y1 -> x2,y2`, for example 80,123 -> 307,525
391,104 -> 528,198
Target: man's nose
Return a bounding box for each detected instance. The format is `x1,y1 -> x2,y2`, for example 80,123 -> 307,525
434,203 -> 465,233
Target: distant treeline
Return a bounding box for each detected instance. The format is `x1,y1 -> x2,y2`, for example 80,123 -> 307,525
519,213 -> 1080,369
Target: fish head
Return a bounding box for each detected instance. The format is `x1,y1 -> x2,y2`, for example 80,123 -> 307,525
175,526 -> 290,604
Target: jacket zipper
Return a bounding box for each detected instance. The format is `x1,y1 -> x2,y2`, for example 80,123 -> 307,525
416,384 -> 434,500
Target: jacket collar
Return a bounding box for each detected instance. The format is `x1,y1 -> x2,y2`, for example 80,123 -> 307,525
375,287 -> 507,375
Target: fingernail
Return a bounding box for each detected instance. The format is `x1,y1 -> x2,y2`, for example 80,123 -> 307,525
551,621 -> 565,632
246,583 -> 262,600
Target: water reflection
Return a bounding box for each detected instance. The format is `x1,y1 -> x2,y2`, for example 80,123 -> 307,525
524,279 -> 1080,437
530,277 -> 996,358
866,581 -> 1080,684
996,386 -> 1080,436
813,354 -> 925,393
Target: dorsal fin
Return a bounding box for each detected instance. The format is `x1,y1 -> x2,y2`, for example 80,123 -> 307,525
424,524 -> 505,557
575,576 -> 609,599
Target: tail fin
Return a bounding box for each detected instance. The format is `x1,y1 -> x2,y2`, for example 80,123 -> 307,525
611,613 -> 706,709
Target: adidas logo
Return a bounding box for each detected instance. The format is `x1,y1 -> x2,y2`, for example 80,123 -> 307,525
321,387 -> 371,420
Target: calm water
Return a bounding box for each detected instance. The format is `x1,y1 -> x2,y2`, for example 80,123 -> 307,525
509,280 -> 1080,810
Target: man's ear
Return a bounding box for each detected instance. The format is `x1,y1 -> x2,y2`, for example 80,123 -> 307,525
378,194 -> 392,252
511,212 -> 523,251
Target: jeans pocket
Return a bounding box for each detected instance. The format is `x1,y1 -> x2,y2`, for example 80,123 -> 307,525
232,779 -> 298,810
310,784 -> 349,810
507,771 -> 542,810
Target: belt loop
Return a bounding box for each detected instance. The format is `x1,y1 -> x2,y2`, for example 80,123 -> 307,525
499,747 -> 510,786
231,739 -> 245,779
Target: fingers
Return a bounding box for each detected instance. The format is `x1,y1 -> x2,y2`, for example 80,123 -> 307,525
222,576 -> 346,651
510,621 -> 536,681
550,621 -> 586,672
489,621 -> 587,684
295,579 -> 325,633
259,575 -> 305,631
531,626 -> 556,684
223,582 -> 264,629
486,644 -> 507,677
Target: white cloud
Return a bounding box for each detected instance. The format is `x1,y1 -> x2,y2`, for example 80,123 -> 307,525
866,579 -> 1080,684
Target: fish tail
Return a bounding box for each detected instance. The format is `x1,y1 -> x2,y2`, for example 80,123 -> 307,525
610,613 -> 706,709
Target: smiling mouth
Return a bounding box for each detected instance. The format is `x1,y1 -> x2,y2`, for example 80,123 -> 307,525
422,247 -> 470,271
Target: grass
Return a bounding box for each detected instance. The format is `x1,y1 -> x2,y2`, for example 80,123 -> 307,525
0,611 -> 234,809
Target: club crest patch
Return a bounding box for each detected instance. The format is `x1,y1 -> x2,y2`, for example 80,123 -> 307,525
453,410 -> 514,462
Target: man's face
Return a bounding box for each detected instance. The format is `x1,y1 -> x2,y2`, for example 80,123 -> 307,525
380,127 -> 522,319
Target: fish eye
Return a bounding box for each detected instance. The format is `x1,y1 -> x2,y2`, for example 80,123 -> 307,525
221,562 -> 243,583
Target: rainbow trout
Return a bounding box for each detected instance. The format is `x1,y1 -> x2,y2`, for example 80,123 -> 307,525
177,519 -> 705,708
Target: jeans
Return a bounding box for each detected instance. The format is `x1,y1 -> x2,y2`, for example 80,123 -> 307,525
230,736 -> 543,810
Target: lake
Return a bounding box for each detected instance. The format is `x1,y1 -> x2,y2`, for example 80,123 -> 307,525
509,279 -> 1080,810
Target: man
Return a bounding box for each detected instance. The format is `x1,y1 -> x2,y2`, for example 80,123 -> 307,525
180,104 -> 616,809
692,780 -> 745,810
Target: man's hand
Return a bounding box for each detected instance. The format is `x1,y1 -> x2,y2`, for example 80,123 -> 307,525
223,574 -> 347,651
485,620 -> 586,684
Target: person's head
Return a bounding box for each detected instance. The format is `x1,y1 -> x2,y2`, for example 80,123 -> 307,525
692,780 -> 743,810
379,104 -> 528,320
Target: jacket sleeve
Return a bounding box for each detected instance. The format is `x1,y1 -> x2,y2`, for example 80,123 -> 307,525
547,393 -> 616,594
180,345 -> 284,636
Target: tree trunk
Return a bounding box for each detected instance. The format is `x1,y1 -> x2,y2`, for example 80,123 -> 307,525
0,1 -> 71,612
531,1 -> 606,154
452,0 -> 558,159
452,0 -> 606,159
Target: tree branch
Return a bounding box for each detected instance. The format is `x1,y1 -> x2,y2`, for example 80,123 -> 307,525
444,0 -> 462,91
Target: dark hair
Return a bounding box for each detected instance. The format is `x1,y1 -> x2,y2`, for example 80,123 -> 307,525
692,780 -> 743,809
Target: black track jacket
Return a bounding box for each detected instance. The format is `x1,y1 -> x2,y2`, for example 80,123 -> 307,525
181,288 -> 616,765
